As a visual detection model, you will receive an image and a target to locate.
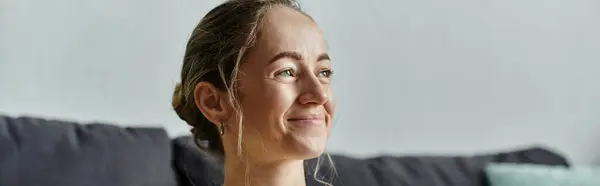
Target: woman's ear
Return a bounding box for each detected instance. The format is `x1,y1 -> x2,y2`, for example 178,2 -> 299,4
193,82 -> 231,126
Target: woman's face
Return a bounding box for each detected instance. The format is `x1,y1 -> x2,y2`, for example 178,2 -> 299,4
227,6 -> 334,162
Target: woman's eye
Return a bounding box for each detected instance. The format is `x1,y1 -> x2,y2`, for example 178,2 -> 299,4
276,69 -> 295,77
319,69 -> 334,78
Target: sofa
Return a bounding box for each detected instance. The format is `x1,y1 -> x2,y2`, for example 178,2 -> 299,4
0,115 -> 569,186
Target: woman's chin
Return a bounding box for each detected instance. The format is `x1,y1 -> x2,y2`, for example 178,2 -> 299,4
283,134 -> 328,160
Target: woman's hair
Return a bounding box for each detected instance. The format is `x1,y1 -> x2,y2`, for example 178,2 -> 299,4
171,0 -> 336,185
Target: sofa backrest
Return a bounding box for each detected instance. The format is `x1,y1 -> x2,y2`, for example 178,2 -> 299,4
305,147 -> 569,186
0,115 -> 178,186
172,136 -> 224,186
173,136 -> 569,186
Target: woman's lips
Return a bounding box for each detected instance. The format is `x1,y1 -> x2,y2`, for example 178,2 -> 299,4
287,114 -> 325,125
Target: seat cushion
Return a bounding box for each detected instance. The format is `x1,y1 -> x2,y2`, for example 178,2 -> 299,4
0,115 -> 178,186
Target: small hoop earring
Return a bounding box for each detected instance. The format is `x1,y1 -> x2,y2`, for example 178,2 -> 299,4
219,123 -> 225,135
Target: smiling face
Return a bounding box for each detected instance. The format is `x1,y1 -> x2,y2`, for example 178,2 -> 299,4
224,5 -> 335,162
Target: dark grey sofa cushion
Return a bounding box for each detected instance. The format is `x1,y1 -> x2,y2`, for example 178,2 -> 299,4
173,135 -> 569,186
172,136 -> 224,186
0,115 -> 178,186
305,147 -> 569,186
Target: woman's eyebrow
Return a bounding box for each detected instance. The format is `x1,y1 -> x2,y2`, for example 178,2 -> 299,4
317,53 -> 330,62
268,51 -> 303,64
267,51 -> 331,64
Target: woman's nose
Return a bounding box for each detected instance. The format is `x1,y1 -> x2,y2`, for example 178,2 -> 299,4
298,75 -> 328,105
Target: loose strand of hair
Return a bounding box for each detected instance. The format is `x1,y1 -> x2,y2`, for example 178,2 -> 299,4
312,155 -> 333,186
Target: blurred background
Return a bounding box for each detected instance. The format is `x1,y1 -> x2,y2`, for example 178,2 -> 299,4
1,0 -> 599,166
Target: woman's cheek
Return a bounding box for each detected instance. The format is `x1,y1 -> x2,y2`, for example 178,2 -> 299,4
326,88 -> 335,112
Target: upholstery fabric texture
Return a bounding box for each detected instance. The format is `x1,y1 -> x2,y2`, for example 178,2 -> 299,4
0,115 -> 178,186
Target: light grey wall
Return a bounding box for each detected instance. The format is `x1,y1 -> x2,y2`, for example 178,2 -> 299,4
1,0 -> 599,165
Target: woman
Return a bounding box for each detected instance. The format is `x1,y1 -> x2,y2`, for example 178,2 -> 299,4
171,0 -> 335,185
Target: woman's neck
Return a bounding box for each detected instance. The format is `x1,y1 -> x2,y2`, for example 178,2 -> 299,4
223,155 -> 306,186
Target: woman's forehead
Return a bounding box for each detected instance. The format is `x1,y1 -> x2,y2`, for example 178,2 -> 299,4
248,6 -> 327,61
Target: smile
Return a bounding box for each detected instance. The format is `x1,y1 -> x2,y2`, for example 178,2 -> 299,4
287,114 -> 325,125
